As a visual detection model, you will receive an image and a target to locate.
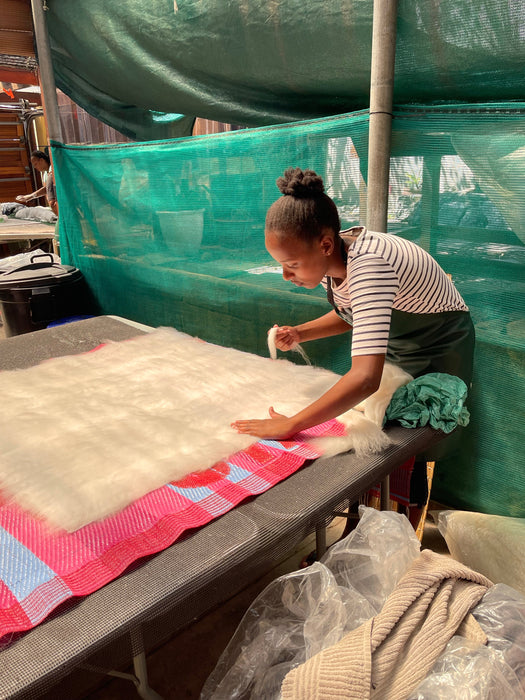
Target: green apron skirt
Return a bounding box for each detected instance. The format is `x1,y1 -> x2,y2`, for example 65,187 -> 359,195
385,309 -> 474,385
326,288 -> 475,460
386,308 -> 474,460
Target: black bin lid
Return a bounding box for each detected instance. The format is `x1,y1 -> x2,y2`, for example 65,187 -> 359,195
0,253 -> 83,289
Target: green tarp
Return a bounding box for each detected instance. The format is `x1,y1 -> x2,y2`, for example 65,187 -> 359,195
47,0 -> 525,140
44,2 -> 525,516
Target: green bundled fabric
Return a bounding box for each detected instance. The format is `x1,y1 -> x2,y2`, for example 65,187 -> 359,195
47,0 -> 525,139
385,374 -> 470,433
53,103 -> 525,517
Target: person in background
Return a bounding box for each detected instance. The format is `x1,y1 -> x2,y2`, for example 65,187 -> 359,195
16,150 -> 58,217
232,167 -> 475,519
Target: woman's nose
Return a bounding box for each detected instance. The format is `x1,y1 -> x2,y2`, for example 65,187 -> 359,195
282,267 -> 293,280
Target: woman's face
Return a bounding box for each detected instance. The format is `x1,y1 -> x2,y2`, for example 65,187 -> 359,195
31,156 -> 48,173
265,229 -> 332,289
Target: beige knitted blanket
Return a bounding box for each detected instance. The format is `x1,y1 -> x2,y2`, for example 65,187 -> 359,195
281,550 -> 492,700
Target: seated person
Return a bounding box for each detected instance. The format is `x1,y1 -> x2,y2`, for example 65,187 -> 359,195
16,150 -> 58,217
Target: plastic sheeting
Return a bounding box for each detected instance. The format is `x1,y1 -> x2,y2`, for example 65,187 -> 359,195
46,0 -> 525,139
438,510 -> 525,596
201,507 -> 525,699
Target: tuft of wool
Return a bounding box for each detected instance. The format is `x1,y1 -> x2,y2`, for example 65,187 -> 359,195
306,363 -> 412,459
0,328 -> 338,531
353,362 -> 413,425
267,326 -> 311,365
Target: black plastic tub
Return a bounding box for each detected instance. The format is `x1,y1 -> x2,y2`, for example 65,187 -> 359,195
0,253 -> 96,337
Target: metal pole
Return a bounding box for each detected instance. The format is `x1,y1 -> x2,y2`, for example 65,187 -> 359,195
367,0 -> 398,510
380,475 -> 390,511
30,0 -> 63,142
366,0 -> 399,233
315,523 -> 328,558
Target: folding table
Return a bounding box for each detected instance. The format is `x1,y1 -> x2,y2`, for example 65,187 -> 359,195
0,219 -> 57,255
0,316 -> 445,699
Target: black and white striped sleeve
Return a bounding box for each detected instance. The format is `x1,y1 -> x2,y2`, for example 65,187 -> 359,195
348,253 -> 399,356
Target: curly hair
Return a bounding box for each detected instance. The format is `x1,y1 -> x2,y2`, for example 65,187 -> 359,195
265,167 -> 340,241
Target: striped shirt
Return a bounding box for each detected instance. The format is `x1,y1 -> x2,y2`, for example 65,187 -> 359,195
321,227 -> 469,357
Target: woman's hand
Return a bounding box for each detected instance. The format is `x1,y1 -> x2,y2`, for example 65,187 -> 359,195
270,325 -> 301,351
15,194 -> 32,203
231,407 -> 296,439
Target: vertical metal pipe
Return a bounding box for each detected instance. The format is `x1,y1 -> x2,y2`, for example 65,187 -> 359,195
367,0 -> 399,233
380,475 -> 390,511
30,0 -> 63,142
315,524 -> 328,558
367,0 -> 398,510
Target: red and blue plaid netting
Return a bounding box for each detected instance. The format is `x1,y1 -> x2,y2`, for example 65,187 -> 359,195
0,419 -> 345,641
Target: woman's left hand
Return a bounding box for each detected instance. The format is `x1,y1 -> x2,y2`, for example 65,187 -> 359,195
231,407 -> 296,439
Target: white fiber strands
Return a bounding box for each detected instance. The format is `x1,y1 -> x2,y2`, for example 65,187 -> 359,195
301,362 -> 412,459
0,328 -> 341,531
267,326 -> 279,360
267,326 -> 311,365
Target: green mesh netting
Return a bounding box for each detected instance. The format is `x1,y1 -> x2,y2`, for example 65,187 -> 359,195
47,0 -> 525,139
53,103 -> 525,517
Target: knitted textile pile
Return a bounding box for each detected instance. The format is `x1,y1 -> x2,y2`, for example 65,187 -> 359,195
281,550 -> 492,700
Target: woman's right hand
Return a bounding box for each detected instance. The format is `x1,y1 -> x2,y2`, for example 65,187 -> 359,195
271,325 -> 301,351
16,194 -> 31,203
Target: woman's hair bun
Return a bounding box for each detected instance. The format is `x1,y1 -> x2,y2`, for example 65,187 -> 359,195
276,167 -> 325,198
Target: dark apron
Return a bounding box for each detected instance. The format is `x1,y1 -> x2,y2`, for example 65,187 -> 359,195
325,286 -> 474,385
326,234 -> 475,383
326,265 -> 475,460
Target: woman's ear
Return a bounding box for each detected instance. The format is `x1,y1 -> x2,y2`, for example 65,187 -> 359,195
319,232 -> 335,256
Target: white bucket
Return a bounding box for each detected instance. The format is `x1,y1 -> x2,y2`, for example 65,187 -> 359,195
157,210 -> 204,255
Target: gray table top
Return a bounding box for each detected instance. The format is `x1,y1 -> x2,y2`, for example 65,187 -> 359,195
0,316 -> 444,699
0,219 -> 56,242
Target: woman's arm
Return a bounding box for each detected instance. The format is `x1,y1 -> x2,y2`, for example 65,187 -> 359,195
231,353 -> 385,439
296,310 -> 352,341
274,310 -> 351,350
16,186 -> 47,203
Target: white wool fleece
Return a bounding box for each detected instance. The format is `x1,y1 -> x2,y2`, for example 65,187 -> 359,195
0,328 -> 410,531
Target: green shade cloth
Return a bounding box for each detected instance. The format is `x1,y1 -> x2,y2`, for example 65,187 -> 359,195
51,102 -> 525,517
385,374 -> 470,434
47,0 -> 525,139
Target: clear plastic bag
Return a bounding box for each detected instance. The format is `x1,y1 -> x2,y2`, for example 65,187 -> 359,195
200,507 -> 420,700
473,585 -> 525,692
409,585 -> 525,699
200,507 -> 525,700
408,636 -> 523,699
200,564 -> 343,700
320,504 -> 421,616
437,509 -> 525,596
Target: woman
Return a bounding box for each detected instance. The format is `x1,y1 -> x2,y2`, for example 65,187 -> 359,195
232,167 -> 474,449
16,150 -> 58,216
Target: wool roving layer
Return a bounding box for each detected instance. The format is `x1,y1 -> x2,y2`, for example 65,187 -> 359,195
0,328 -> 342,531
0,328 -> 411,532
